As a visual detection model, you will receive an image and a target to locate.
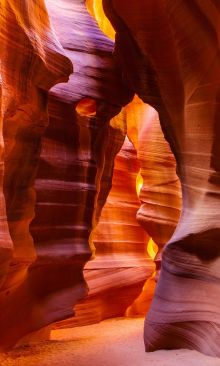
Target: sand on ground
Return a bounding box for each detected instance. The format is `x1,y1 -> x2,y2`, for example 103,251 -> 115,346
0,317 -> 220,366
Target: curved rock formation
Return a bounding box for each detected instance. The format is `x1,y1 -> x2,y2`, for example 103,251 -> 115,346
103,0 -> 220,357
1,0 -> 217,358
0,0 -> 73,348
86,0 -> 182,321
125,96 -> 181,315
59,136 -> 154,327
126,96 -> 181,271
0,0 -> 134,349
61,92 -> 181,325
0,0 -> 183,340
87,0 -> 115,40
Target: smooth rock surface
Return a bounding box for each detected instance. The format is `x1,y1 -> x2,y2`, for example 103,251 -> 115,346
0,0 -> 73,349
103,0 -> 220,357
57,136 -> 153,327
0,0 -> 132,348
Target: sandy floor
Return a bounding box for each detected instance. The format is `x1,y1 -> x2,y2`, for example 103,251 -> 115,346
1,318 -> 220,366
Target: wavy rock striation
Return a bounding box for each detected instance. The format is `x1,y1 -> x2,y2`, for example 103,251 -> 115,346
58,135 -> 154,327
103,0 -> 220,357
1,0 -> 216,356
0,0 -> 130,348
125,96 -> 181,315
28,0 -> 132,337
126,96 -> 181,271
0,0 -> 134,347
0,0 -> 73,348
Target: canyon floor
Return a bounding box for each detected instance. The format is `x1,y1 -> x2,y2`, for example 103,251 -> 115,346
0,318 -> 219,366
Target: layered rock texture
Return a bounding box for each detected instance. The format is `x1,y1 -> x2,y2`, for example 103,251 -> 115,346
0,0 -> 74,348
0,0 -> 183,347
58,136 -> 153,327
58,94 -> 181,326
0,0 -> 216,359
125,96 -> 181,315
103,0 -> 220,357
0,0 -> 132,348
126,96 -> 181,272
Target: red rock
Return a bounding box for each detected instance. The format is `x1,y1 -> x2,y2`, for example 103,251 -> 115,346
62,136 -> 154,327
1,0 -> 216,358
0,0 -> 131,348
0,0 -> 73,348
103,0 -> 220,357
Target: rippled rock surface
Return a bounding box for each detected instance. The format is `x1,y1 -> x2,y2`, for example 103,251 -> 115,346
103,0 -> 220,357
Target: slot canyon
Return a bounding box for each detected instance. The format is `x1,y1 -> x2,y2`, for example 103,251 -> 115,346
0,1 -> 219,365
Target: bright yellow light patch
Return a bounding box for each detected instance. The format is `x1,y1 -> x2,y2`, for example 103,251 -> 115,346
147,238 -> 158,260
86,0 -> 115,40
136,170 -> 143,197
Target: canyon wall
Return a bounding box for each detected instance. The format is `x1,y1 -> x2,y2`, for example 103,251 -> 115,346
58,136 -> 153,327
103,0 -> 220,357
0,0 -> 74,348
0,0 -> 131,348
1,0 -> 207,354
54,93 -> 181,327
